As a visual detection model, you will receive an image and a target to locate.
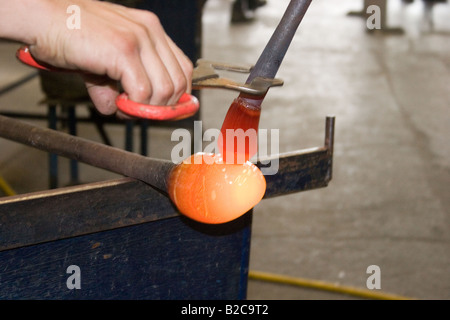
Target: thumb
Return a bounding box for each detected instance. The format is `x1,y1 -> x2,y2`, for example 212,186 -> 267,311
83,75 -> 120,115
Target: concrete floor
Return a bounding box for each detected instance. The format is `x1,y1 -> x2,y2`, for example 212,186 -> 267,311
1,0 -> 449,300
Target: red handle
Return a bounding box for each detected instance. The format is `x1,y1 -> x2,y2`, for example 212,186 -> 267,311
16,46 -> 57,71
16,46 -> 200,120
115,92 -> 199,121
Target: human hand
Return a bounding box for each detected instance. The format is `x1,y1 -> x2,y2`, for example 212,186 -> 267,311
2,0 -> 193,115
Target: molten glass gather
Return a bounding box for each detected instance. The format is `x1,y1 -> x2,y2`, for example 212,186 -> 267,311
218,97 -> 262,164
168,153 -> 266,224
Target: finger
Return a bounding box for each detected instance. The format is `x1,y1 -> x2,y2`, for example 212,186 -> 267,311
109,9 -> 191,107
165,35 -> 194,94
150,34 -> 193,105
131,12 -> 189,106
139,44 -> 175,106
113,35 -> 154,106
83,75 -> 120,115
116,110 -> 136,120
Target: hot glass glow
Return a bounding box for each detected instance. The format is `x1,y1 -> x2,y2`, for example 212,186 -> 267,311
168,153 -> 266,224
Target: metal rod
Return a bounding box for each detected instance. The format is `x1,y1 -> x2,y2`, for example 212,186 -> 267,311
325,115 -> 335,156
325,115 -> 335,182
0,71 -> 38,96
246,0 -> 313,83
48,104 -> 58,189
67,105 -> 79,185
0,115 -> 174,192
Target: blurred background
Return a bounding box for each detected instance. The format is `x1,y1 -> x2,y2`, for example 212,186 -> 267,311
1,0 -> 449,299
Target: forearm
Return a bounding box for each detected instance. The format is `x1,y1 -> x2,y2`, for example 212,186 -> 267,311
0,0 -> 58,44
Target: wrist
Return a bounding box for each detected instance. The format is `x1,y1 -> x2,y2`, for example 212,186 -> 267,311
0,0 -> 65,44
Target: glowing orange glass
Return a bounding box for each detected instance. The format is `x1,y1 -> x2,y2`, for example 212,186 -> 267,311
168,153 -> 266,224
218,96 -> 263,164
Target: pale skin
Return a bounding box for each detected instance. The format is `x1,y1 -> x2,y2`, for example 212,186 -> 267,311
0,0 -> 193,115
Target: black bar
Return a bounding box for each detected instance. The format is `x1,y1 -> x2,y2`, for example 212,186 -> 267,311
48,105 -> 58,189
67,105 -> 79,184
0,71 -> 38,96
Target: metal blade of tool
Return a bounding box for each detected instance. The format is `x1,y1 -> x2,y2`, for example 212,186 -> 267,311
0,115 -> 174,193
246,0 -> 313,85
